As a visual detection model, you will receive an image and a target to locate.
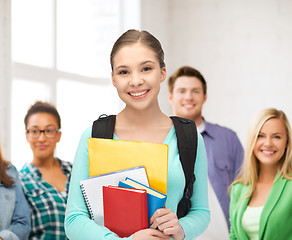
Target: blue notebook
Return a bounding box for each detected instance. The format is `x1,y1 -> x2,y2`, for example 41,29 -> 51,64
118,177 -> 167,226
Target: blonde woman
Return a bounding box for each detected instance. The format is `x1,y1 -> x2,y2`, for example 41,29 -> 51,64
229,108 -> 292,240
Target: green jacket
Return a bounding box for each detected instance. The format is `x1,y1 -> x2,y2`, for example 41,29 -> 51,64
229,174 -> 292,240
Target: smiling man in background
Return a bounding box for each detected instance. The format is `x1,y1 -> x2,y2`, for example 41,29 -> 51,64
168,66 -> 244,240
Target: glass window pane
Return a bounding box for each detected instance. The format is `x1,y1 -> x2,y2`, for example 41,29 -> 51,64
56,79 -> 123,163
57,0 -> 120,78
11,0 -> 54,67
11,80 -> 50,169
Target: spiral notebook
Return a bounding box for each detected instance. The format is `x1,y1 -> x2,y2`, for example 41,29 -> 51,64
80,166 -> 149,225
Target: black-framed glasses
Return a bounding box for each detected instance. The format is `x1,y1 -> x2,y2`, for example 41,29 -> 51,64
26,128 -> 59,138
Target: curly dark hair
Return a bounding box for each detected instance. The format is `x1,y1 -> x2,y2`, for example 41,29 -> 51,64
24,101 -> 61,129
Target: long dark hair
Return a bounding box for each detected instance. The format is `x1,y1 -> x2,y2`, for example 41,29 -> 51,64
0,144 -> 14,187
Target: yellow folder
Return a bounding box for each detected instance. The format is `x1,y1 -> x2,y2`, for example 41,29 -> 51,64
88,138 -> 168,195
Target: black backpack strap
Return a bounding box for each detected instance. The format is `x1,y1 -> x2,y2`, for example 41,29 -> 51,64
170,116 -> 198,219
92,114 -> 197,218
92,114 -> 116,139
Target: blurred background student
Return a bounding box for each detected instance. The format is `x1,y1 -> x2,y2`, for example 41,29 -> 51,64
0,141 -> 30,240
229,108 -> 292,239
19,101 -> 72,240
168,66 -> 243,239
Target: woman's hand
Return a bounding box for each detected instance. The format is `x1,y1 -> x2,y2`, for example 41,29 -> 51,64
149,208 -> 185,240
132,228 -> 170,240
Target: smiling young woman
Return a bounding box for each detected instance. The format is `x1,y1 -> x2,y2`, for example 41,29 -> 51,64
253,118 -> 287,172
229,108 -> 292,240
65,29 -> 210,240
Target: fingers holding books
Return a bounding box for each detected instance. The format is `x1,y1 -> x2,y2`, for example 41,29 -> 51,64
132,229 -> 170,240
149,208 -> 185,240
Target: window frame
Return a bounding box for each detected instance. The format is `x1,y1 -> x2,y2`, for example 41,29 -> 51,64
0,0 -> 140,164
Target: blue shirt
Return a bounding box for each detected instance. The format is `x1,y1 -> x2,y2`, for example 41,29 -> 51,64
0,164 -> 31,240
65,125 -> 210,240
200,121 -> 244,226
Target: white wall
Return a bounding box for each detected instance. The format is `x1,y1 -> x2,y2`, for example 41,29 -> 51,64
140,0 -> 171,117
0,0 -> 12,158
142,0 -> 292,146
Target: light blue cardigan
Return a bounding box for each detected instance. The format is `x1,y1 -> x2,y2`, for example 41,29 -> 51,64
65,126 -> 210,240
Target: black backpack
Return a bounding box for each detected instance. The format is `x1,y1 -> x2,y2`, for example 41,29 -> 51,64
91,114 -> 198,218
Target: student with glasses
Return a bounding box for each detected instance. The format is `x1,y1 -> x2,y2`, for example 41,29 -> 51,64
19,101 -> 72,240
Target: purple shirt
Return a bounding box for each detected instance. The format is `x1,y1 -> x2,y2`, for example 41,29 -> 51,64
200,120 -> 244,227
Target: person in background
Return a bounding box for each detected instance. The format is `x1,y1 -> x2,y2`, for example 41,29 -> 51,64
0,141 -> 31,240
65,29 -> 210,240
229,108 -> 292,239
19,101 -> 72,240
168,66 -> 244,239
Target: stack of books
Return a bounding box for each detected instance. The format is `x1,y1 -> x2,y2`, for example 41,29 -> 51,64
80,166 -> 167,237
80,138 -> 169,237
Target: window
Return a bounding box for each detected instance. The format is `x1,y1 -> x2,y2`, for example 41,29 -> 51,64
11,0 -> 140,169
56,79 -> 122,162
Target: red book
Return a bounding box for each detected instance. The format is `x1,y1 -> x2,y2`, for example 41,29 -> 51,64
103,186 -> 148,237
